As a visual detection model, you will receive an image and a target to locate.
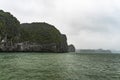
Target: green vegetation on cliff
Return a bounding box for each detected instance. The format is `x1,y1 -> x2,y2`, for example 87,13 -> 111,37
20,23 -> 62,44
0,10 -> 20,43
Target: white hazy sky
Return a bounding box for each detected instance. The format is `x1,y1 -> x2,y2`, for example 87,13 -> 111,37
0,0 -> 120,50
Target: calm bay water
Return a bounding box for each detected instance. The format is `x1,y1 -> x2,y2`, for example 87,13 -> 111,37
0,53 -> 120,80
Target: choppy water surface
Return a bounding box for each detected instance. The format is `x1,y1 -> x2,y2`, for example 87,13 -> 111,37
56,53 -> 120,80
0,53 -> 120,80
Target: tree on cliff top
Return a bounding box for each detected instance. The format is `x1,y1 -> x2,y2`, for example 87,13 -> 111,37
20,22 -> 62,44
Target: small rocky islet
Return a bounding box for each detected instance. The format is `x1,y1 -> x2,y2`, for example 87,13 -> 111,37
0,10 -> 75,52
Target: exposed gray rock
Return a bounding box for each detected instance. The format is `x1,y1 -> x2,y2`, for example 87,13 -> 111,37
56,34 -> 68,53
10,38 -> 68,53
0,35 -> 69,53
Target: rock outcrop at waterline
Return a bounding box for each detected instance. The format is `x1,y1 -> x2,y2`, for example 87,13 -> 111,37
0,10 -> 69,52
68,44 -> 76,52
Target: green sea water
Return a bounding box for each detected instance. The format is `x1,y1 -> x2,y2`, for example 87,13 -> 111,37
0,53 -> 120,80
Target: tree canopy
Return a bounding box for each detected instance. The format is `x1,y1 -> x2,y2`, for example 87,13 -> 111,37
20,22 -> 62,44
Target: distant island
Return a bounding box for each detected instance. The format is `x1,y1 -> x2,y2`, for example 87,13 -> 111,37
0,10 -> 75,52
77,49 -> 112,53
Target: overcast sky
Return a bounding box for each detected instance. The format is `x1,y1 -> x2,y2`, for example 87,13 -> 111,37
0,0 -> 120,50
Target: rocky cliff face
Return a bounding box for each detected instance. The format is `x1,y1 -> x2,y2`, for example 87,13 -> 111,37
57,34 -> 68,53
0,10 -> 69,53
68,44 -> 76,52
17,23 -> 68,53
0,10 -> 20,50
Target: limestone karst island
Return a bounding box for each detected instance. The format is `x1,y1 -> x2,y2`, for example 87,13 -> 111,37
0,10 -> 75,52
